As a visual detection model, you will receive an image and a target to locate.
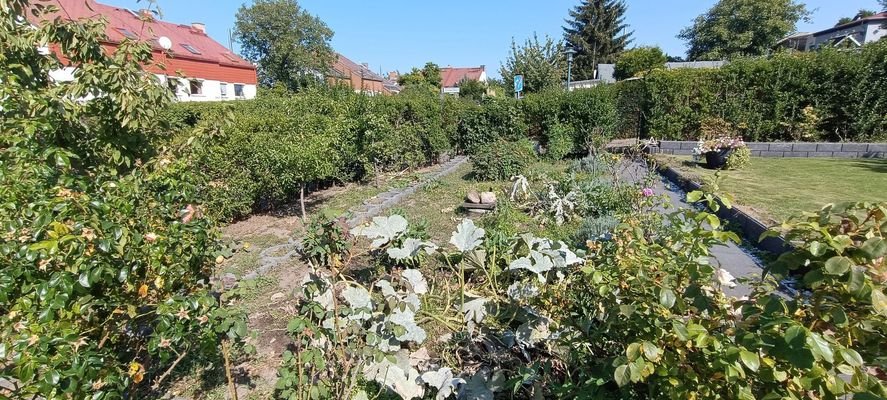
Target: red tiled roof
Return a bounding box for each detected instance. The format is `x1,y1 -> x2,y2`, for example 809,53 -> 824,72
332,53 -> 384,82
33,0 -> 257,84
440,66 -> 485,88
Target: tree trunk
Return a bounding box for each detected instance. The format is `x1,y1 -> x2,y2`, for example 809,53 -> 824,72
300,183 -> 307,221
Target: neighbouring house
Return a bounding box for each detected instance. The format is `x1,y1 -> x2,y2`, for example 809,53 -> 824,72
440,66 -> 487,94
383,71 -> 402,95
330,53 -> 387,95
588,61 -> 725,86
776,12 -> 887,51
34,0 -> 258,101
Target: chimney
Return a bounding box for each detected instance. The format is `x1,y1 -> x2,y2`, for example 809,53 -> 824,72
361,62 -> 369,70
388,71 -> 399,80
191,22 -> 206,34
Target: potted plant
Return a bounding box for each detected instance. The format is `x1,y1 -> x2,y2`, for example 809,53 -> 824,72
693,136 -> 747,169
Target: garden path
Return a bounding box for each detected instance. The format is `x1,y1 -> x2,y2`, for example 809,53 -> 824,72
618,161 -> 763,297
225,156 -> 469,282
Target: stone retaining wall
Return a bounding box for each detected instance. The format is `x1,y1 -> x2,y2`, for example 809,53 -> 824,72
651,141 -> 887,158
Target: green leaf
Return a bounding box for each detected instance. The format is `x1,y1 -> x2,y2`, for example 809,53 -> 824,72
614,364 -> 631,387
848,267 -> 866,297
823,256 -> 851,276
686,191 -> 703,203
659,288 -> 676,309
806,332 -> 835,363
860,237 -> 887,258
872,289 -> 887,317
839,348 -> 863,367
78,272 -> 91,288
739,350 -> 760,372
809,241 -> 825,257
642,341 -> 662,361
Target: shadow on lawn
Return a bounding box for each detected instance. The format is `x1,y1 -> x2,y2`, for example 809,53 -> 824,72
848,158 -> 887,174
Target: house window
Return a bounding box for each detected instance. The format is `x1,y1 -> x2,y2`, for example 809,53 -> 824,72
220,83 -> 228,97
166,77 -> 180,94
234,84 -> 244,98
189,80 -> 203,95
181,43 -> 201,55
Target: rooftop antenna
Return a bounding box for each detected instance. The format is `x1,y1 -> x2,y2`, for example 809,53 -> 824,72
227,29 -> 234,51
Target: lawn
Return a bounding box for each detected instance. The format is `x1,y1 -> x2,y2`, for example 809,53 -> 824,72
655,155 -> 887,223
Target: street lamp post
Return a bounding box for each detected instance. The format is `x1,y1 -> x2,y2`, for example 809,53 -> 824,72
565,48 -> 577,91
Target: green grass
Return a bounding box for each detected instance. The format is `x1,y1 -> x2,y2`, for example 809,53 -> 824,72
657,156 -> 887,223
395,160 -> 574,243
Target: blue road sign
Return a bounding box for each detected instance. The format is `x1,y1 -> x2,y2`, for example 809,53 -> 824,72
514,75 -> 524,93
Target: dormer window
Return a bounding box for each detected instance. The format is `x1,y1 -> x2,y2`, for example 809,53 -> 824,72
221,53 -> 239,63
181,44 -> 201,55
117,28 -> 137,40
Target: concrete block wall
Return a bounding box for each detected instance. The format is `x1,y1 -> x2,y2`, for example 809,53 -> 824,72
652,141 -> 886,159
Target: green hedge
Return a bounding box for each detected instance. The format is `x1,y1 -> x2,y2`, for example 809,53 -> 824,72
635,43 -> 887,142
159,42 -> 887,222
161,89 -> 467,221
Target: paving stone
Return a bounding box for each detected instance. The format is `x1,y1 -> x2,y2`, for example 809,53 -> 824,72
807,151 -> 833,157
760,151 -> 784,157
832,151 -> 859,158
866,143 -> 887,153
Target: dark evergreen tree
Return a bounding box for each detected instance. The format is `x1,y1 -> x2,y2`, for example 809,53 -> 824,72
563,0 -> 633,80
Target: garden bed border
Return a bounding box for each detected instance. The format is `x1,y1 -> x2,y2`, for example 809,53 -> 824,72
650,141 -> 887,159
657,166 -> 792,255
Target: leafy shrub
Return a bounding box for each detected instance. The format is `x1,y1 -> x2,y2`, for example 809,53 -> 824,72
613,46 -> 667,80
454,97 -> 527,155
570,153 -> 615,177
542,122 -> 574,160
0,3 -> 246,397
302,217 -> 353,268
523,87 -> 618,153
636,45 -> 887,142
470,139 -> 536,181
575,214 -> 620,242
726,146 -> 751,169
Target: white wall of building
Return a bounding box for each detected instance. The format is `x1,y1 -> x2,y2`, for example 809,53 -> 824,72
48,67 -> 255,102
162,75 -> 256,102
866,22 -> 886,43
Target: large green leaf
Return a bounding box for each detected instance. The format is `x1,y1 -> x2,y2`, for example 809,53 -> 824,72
739,350 -> 760,372
659,288 -> 676,309
614,364 -> 631,387
806,332 -> 834,363
872,289 -> 887,317
823,256 -> 851,276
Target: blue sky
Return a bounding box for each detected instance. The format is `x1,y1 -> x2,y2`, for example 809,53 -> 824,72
102,0 -> 882,78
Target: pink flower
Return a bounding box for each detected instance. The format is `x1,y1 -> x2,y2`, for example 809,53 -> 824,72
642,188 -> 655,197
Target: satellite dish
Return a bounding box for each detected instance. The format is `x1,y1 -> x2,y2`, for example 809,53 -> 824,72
158,36 -> 172,50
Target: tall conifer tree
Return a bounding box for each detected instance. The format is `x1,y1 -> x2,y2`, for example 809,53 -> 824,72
563,0 -> 633,80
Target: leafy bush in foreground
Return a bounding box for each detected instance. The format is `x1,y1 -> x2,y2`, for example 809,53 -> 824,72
284,196 -> 887,399
1,2 -> 245,397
